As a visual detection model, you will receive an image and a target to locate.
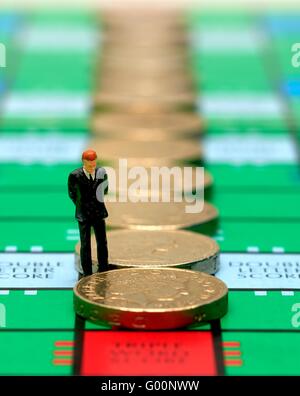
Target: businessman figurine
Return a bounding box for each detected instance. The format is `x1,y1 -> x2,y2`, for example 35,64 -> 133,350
68,149 -> 109,276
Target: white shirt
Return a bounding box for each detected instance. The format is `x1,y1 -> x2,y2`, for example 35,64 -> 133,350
83,167 -> 95,180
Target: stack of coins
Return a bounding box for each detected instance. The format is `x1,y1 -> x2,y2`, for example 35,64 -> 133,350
74,8 -> 228,330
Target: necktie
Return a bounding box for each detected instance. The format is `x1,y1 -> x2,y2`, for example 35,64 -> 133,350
89,174 -> 93,182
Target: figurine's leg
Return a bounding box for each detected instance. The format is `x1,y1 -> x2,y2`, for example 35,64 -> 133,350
78,220 -> 93,276
93,219 -> 109,272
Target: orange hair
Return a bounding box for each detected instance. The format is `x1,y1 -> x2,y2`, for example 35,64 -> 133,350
82,149 -> 97,161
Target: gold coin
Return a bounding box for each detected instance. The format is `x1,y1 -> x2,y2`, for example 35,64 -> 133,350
96,69 -> 193,85
101,46 -> 187,60
97,74 -> 193,94
100,58 -> 187,73
100,58 -> 188,73
94,91 -> 196,113
92,113 -> 202,140
99,48 -> 187,70
90,139 -> 202,166
103,23 -> 186,38
105,22 -> 183,32
105,200 -> 218,231
98,69 -> 192,80
104,33 -> 187,47
101,48 -> 187,61
75,229 -> 219,274
103,10 -> 184,27
73,268 -> 228,329
103,24 -> 185,38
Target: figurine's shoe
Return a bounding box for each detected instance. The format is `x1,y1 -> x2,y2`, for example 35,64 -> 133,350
82,272 -> 93,277
97,266 -> 109,273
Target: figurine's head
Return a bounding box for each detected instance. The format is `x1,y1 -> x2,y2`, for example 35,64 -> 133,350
82,149 -> 97,174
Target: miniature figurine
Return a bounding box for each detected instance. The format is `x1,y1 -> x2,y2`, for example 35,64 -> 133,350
68,149 -> 109,276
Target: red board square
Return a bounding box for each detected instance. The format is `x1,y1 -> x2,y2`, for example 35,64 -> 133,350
81,331 -> 216,376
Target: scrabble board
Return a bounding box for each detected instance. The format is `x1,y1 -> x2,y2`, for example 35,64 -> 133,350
0,7 -> 300,377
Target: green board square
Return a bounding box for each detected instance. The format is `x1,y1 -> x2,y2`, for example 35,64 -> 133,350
212,191 -> 300,219
0,191 -> 74,219
0,290 -> 74,329
0,331 -> 74,375
0,220 -> 78,252
207,164 -> 300,189
223,332 -> 300,375
216,219 -> 300,253
221,291 -> 300,330
0,163 -> 81,188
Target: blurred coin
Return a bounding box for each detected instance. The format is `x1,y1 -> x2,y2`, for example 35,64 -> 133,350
104,25 -> 185,39
103,20 -> 185,35
104,34 -> 187,47
103,9 -> 183,26
73,268 -> 228,329
102,46 -> 187,59
75,229 -> 219,274
100,58 -> 187,74
97,68 -> 193,82
102,41 -> 187,54
105,200 -> 218,232
90,139 -> 202,166
94,91 -> 196,113
92,113 -> 202,140
98,82 -> 193,97
101,53 -> 187,67
97,75 -> 193,94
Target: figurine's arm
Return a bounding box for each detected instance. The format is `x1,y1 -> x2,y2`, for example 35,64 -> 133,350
68,173 -> 78,205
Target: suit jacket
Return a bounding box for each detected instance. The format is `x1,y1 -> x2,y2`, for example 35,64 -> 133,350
68,167 -> 108,222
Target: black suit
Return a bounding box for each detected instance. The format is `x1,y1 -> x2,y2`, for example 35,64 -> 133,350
68,167 -> 109,276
